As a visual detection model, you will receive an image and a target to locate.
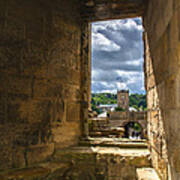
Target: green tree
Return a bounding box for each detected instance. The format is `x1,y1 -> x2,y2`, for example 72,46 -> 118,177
91,93 -> 147,111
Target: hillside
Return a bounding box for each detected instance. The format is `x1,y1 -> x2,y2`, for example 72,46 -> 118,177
91,93 -> 147,112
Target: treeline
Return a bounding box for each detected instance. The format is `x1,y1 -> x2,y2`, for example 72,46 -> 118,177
91,93 -> 147,111
91,93 -> 117,105
129,94 -> 147,111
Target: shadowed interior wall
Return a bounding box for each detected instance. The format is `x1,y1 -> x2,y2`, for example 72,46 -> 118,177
143,0 -> 180,179
0,0 -> 82,169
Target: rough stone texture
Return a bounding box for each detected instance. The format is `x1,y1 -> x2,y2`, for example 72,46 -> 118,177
0,0 -> 82,169
80,22 -> 91,138
0,0 -> 148,173
136,168 -> 160,180
80,0 -> 146,22
0,146 -> 151,180
143,0 -> 180,179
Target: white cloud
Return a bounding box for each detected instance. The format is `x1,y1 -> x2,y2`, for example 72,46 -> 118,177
92,32 -> 121,52
91,17 -> 145,94
125,60 -> 141,66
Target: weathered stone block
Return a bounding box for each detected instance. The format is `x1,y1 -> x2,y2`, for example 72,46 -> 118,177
145,0 -> 173,48
164,74 -> 180,109
27,143 -> 54,166
12,147 -> 26,168
66,102 -> 81,122
52,122 -> 80,149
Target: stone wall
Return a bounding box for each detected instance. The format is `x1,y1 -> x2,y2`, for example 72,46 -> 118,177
109,111 -> 147,138
109,111 -> 128,120
0,0 -> 82,170
143,0 -> 180,179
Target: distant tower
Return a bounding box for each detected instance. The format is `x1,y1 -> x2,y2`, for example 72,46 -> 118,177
117,90 -> 129,111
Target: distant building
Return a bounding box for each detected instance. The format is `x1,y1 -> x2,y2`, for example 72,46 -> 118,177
91,90 -> 147,139
109,90 -> 147,139
117,90 -> 129,111
97,104 -> 117,112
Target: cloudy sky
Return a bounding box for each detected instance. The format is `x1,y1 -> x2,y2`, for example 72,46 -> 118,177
91,18 -> 145,94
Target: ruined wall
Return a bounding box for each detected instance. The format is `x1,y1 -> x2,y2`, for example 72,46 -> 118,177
0,0 -> 82,169
144,0 -> 180,179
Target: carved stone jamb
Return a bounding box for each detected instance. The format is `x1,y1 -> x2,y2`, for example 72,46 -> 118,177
88,23 -> 92,110
80,21 -> 91,138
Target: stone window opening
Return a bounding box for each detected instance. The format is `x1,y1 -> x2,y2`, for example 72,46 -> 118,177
87,17 -> 147,141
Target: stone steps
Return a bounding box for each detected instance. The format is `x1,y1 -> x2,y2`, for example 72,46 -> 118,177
0,138 -> 160,180
0,145 -> 152,180
136,168 -> 161,180
52,146 -> 152,179
79,137 -> 148,148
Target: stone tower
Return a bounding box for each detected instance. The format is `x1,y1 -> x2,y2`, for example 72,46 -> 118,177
117,90 -> 129,111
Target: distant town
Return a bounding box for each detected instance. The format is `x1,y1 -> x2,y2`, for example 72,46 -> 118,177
89,90 -> 147,140
91,90 -> 146,115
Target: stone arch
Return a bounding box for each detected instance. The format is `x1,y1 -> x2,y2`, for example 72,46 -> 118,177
123,121 -> 144,139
